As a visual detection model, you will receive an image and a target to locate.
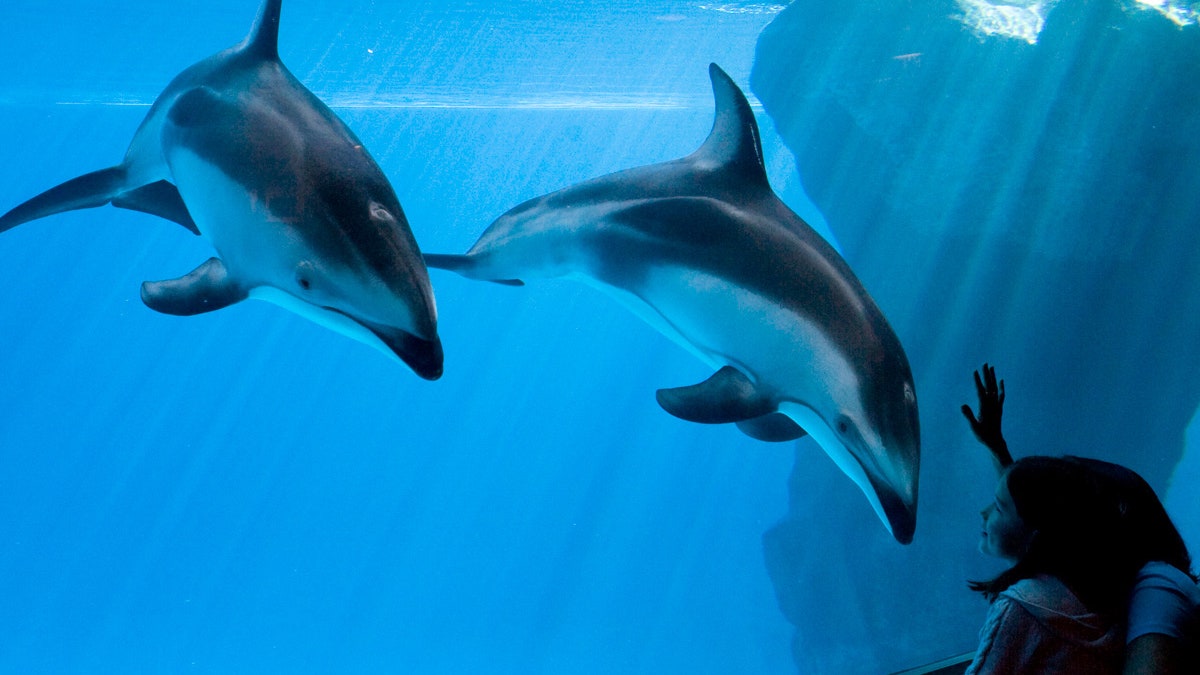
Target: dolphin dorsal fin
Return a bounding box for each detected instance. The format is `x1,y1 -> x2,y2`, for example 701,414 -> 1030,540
691,63 -> 768,185
241,0 -> 283,60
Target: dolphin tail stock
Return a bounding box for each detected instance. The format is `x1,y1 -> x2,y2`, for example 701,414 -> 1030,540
423,253 -> 525,287
0,166 -> 198,235
0,167 -> 127,233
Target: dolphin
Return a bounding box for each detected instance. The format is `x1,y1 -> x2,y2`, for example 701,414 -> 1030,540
0,0 -> 442,379
425,64 -> 920,542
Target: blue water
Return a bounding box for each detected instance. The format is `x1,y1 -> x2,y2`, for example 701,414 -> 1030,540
0,1 -> 1196,673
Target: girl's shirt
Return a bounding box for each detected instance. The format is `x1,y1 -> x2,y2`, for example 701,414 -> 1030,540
967,574 -> 1123,675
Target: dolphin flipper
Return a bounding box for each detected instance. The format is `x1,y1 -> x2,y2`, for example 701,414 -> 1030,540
0,167 -> 128,234
141,257 -> 247,316
656,366 -> 776,424
736,413 -> 807,442
112,181 -> 200,234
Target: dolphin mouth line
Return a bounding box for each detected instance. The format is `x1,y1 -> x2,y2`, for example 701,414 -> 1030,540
322,305 -> 393,340
323,305 -> 443,380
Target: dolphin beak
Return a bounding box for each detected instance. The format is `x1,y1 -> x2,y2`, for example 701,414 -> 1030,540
857,428 -> 919,544
350,314 -> 444,380
864,378 -> 920,544
394,332 -> 444,381
866,469 -> 918,545
813,437 -> 920,544
375,329 -> 443,381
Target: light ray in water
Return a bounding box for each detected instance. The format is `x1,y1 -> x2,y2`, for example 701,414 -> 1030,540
1135,0 -> 1200,26
953,0 -> 1060,45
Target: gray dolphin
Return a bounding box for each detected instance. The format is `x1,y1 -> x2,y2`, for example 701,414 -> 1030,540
0,0 -> 442,379
425,64 -> 920,542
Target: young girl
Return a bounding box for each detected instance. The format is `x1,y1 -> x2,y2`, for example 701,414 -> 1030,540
967,455 -> 1128,674
962,364 -> 1199,674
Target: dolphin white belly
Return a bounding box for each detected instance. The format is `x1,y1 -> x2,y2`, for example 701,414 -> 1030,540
590,265 -> 859,407
167,148 -> 293,282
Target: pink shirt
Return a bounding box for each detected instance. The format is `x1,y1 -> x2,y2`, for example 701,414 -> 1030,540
967,575 -> 1123,674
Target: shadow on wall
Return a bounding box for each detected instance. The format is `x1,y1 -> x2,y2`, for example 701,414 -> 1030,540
751,1 -> 1200,673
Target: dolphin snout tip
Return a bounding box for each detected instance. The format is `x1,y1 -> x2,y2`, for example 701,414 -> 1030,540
402,335 -> 444,381
865,446 -> 919,545
411,360 -> 443,381
883,394 -> 920,544
879,470 -> 918,544
889,504 -> 917,545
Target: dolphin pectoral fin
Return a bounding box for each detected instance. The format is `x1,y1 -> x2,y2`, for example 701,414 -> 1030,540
736,413 -> 807,442
0,166 -> 128,234
656,366 -> 776,424
140,257 -> 247,316
423,253 -> 524,286
112,181 -> 200,234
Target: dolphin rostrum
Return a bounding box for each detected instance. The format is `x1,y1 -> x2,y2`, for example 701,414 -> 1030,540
0,0 -> 442,379
425,64 -> 920,542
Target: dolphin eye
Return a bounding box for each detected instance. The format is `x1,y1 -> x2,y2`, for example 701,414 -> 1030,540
298,277 -> 312,291
836,416 -> 851,435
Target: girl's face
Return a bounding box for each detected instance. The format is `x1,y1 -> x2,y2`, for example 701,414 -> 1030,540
980,475 -> 1034,561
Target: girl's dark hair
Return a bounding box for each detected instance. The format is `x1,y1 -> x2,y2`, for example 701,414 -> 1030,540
1073,457 -> 1194,579
969,455 -> 1188,618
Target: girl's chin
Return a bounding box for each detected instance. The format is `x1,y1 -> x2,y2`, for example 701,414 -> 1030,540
979,540 -> 1019,563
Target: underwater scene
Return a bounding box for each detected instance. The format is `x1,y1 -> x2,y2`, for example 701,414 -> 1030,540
0,0 -> 1197,672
